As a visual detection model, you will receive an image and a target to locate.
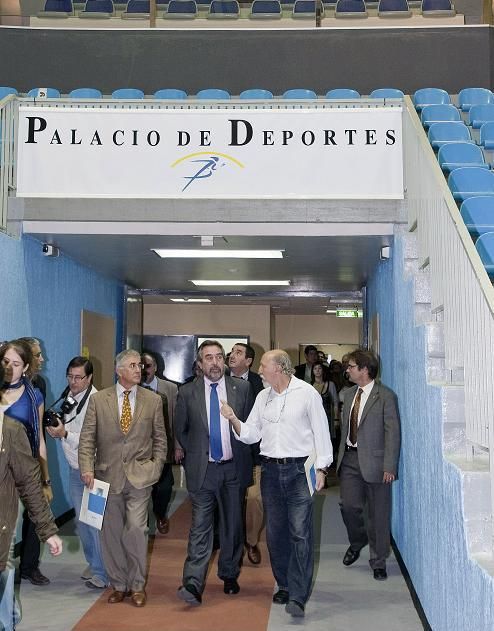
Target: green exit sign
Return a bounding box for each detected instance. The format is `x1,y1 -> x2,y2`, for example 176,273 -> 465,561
336,309 -> 363,318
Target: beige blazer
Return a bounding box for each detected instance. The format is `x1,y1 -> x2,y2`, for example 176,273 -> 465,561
79,384 -> 167,494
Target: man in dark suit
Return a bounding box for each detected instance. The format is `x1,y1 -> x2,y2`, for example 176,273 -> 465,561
175,340 -> 254,606
294,345 -> 319,383
79,349 -> 166,607
337,350 -> 401,581
228,342 -> 264,564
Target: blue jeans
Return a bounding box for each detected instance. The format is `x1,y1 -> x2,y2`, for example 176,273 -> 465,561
260,460 -> 314,605
0,538 -> 20,631
69,466 -> 108,584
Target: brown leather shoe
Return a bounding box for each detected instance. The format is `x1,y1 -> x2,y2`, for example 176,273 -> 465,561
108,590 -> 130,604
156,517 -> 169,535
131,590 -> 147,607
246,544 -> 261,565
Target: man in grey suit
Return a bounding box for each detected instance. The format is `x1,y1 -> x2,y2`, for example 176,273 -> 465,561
337,350 -> 400,581
175,340 -> 254,606
79,349 -> 166,607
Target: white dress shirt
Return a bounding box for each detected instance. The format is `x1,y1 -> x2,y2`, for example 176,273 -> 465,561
203,376 -> 233,461
142,376 -> 158,392
236,375 -> 332,470
62,385 -> 97,469
346,380 -> 375,447
116,382 -> 138,417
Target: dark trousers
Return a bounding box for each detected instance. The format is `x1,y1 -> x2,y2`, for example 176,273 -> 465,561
261,461 -> 314,606
19,511 -> 40,574
183,462 -> 243,593
339,450 -> 391,570
151,464 -> 174,520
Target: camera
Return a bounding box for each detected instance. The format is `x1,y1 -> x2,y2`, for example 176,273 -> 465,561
43,395 -> 77,427
42,244 -> 60,257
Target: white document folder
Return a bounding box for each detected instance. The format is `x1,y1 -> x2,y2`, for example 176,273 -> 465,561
79,478 -> 110,531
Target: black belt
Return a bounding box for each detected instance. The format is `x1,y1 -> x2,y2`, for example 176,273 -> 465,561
260,456 -> 307,465
345,445 -> 358,452
208,458 -> 233,465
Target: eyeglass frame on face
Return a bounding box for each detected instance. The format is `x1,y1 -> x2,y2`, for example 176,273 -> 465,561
66,373 -> 88,383
262,388 -> 289,424
123,362 -> 145,370
347,363 -> 359,370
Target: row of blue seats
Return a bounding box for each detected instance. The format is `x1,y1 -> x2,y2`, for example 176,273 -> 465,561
414,89 -> 494,275
0,86 -> 405,100
38,0 -> 453,16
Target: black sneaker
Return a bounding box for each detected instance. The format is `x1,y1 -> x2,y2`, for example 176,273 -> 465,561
21,568 -> 50,586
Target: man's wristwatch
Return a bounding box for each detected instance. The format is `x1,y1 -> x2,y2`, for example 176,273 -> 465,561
317,467 -> 329,477
43,479 -> 51,487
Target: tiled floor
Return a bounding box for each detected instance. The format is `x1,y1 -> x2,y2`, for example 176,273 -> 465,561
15,477 -> 424,631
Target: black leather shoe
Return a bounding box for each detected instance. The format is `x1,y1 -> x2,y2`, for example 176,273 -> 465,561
286,600 -> 305,617
373,568 -> 388,581
272,589 -> 289,604
177,584 -> 202,605
223,578 -> 240,594
21,568 -> 50,586
342,546 -> 361,566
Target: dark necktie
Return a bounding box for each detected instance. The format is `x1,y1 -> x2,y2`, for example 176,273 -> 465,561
209,383 -> 223,461
349,388 -> 363,445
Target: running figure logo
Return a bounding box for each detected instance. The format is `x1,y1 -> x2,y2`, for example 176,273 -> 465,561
170,152 -> 245,193
182,156 -> 224,192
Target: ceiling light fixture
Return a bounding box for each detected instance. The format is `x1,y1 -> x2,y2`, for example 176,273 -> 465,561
170,298 -> 212,303
152,249 -> 284,259
190,280 -> 291,287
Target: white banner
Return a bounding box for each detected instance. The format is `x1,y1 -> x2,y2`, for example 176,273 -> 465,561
17,106 -> 403,199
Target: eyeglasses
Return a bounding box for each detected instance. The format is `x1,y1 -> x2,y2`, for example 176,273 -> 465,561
347,364 -> 358,369
126,362 -> 144,370
262,388 -> 288,424
67,374 -> 87,382
33,352 -> 43,358
143,363 -> 153,368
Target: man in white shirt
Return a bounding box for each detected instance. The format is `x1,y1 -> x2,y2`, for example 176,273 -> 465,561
222,349 -> 332,619
47,357 -> 108,589
336,350 -> 401,582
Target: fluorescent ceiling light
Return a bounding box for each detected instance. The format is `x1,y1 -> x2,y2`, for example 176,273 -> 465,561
170,298 -> 211,303
326,309 -> 337,314
190,280 -> 291,287
153,249 -> 284,259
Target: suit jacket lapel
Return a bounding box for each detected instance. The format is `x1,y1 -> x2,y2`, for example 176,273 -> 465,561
106,387 -> 119,428
195,379 -> 208,431
133,387 -> 144,425
225,376 -> 238,443
359,383 -> 379,425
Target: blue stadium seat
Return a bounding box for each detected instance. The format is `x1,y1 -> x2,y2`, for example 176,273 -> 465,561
122,0 -> 149,16
421,0 -> 455,15
283,89 -> 317,99
207,0 -> 240,16
479,122 -> 494,151
79,0 -> 114,15
111,88 -> 145,99
292,0 -> 321,17
468,104 -> 494,129
475,232 -> 494,274
325,88 -> 360,99
377,0 -> 411,17
165,0 -> 198,17
437,142 -> 489,173
413,88 -> 451,110
27,88 -> 61,98
335,0 -> 367,17
421,104 -> 461,128
428,122 -> 473,150
196,88 -> 231,99
69,88 -> 103,98
0,87 -> 18,100
448,167 -> 494,203
369,88 -> 404,99
38,0 -> 73,15
239,88 -> 274,99
154,89 -> 188,99
250,0 -> 282,17
460,197 -> 494,239
458,88 -> 494,112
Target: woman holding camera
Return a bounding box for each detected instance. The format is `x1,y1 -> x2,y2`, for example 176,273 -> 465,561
0,339 -> 52,586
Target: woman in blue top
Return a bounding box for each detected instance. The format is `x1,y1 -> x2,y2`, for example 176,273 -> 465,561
0,340 -> 52,585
